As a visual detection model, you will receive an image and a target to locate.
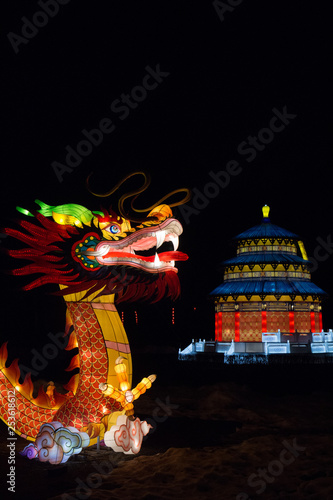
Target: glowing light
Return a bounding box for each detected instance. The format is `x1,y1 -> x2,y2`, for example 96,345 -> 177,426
298,240 -> 308,261
104,415 -> 152,454
235,311 -> 240,342
20,422 -> 90,464
34,200 -> 94,225
115,357 -> 131,392
262,204 -> 270,219
100,357 -> 156,418
215,312 -> 222,341
289,311 -> 295,333
261,310 -> 267,333
16,206 -> 32,217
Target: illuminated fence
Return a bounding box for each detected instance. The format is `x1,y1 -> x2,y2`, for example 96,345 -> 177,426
179,329 -> 333,362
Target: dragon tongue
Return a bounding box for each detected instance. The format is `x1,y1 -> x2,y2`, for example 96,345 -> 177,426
101,250 -> 188,264
158,251 -> 188,262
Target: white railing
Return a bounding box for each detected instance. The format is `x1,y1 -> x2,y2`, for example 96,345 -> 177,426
312,331 -> 333,342
262,330 -> 281,343
178,330 -> 333,360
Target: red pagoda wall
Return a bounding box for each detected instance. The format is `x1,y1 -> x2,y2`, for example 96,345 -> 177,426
221,312 -> 234,341
266,311 -> 289,333
239,311 -> 261,341
216,309 -> 323,342
294,312 -> 311,332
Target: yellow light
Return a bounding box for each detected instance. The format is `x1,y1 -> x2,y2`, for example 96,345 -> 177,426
100,359 -> 156,418
120,381 -> 130,392
52,212 -> 83,226
262,205 -> 270,219
114,363 -> 126,375
298,241 -> 308,261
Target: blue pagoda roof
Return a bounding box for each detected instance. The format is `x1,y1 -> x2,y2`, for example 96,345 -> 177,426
234,222 -> 299,241
210,280 -> 327,297
223,252 -> 309,266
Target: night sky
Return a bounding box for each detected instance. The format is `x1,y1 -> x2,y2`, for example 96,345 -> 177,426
1,1 -> 332,364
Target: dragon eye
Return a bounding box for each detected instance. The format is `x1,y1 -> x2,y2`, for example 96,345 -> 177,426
107,224 -> 120,234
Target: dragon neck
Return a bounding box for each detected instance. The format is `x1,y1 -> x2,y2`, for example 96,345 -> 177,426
52,286 -> 132,436
60,286 -> 132,391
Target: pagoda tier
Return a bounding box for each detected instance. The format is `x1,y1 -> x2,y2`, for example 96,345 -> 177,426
210,206 -> 327,342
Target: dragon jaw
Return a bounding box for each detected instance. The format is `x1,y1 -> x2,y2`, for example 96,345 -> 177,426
80,218 -> 188,273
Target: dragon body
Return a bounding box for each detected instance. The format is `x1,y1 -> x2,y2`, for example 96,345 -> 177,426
0,197 -> 187,452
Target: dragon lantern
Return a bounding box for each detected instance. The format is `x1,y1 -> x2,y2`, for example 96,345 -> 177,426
0,172 -> 189,463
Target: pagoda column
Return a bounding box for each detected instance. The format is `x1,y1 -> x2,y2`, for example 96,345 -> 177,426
235,310 -> 240,341
215,311 -> 222,341
261,309 -> 267,333
289,311 -> 295,333
319,311 -> 323,332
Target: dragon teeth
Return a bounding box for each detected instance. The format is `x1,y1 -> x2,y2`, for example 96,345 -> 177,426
155,231 -> 178,250
169,235 -> 179,251
154,253 -> 161,267
155,230 -> 166,249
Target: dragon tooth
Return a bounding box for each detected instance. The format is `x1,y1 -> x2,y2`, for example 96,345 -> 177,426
170,260 -> 175,267
155,230 -> 166,249
154,253 -> 161,267
169,235 -> 179,251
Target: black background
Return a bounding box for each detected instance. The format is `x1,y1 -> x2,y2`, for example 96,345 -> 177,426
0,1 -> 332,370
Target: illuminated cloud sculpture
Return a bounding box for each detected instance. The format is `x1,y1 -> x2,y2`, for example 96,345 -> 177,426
0,172 -> 189,461
104,415 -> 152,455
20,422 -> 90,464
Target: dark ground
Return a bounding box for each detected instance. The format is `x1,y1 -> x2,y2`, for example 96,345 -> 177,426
1,353 -> 333,500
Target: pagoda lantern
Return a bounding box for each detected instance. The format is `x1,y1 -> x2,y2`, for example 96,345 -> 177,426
210,206 -> 327,342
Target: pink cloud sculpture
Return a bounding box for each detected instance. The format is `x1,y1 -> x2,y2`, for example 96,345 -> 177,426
20,421 -> 90,464
104,415 -> 152,454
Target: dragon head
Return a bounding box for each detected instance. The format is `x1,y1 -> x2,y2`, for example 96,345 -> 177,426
5,199 -> 188,303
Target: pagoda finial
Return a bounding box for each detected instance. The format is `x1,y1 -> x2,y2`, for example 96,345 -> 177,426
262,204 -> 270,221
